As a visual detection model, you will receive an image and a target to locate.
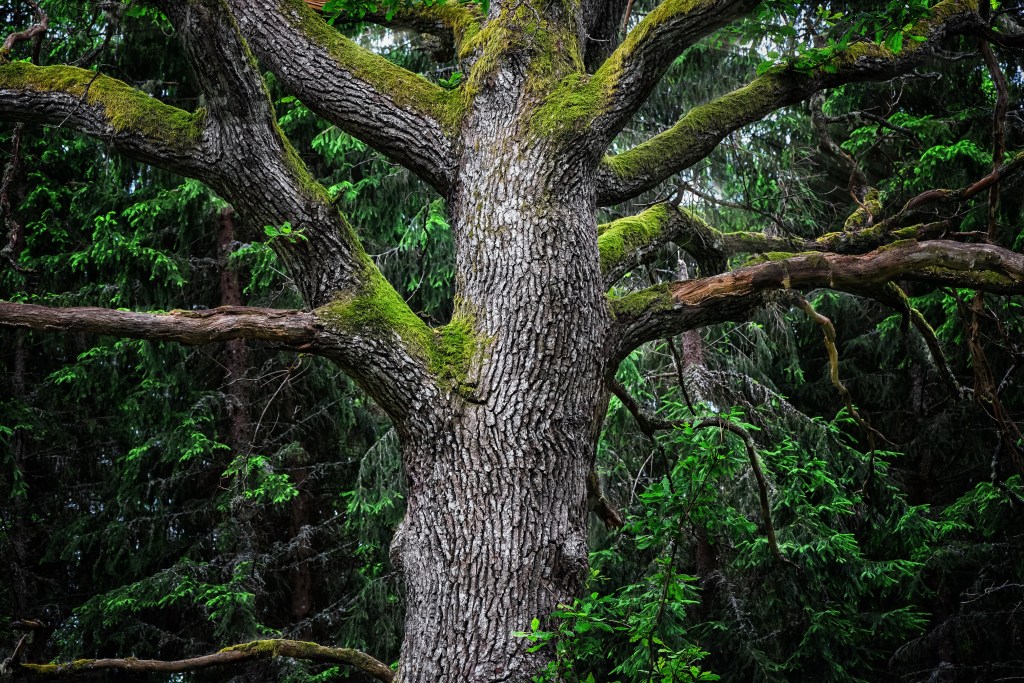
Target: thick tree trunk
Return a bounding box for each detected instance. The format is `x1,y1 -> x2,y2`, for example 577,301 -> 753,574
392,74 -> 612,680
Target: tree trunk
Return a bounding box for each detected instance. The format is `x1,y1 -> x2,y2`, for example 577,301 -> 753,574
392,78 -> 612,680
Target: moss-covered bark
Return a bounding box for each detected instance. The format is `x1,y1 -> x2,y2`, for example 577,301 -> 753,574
0,62 -> 206,146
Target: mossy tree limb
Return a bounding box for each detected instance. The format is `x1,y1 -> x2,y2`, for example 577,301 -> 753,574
599,203 -> 957,287
597,0 -> 985,206
226,0 -> 461,193
611,239 -> 1024,354
13,639 -> 393,682
0,62 -> 209,177
588,0 -> 759,141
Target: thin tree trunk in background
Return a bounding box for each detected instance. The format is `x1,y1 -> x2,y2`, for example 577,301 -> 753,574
289,456 -> 314,630
218,207 -> 253,452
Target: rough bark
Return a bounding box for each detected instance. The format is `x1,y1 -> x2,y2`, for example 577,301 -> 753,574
391,14 -> 612,674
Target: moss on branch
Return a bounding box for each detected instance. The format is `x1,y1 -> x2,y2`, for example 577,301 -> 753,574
598,204 -> 670,271
281,0 -> 465,132
316,263 -> 484,389
0,62 -> 206,146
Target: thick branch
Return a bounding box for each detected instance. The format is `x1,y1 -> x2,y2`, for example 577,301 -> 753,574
596,0 -> 984,205
308,0 -> 483,60
14,639 -> 393,682
0,62 -> 210,178
590,0 -> 758,141
228,0 -> 460,193
0,302 -> 320,348
611,239 -> 1024,353
599,202 -> 951,286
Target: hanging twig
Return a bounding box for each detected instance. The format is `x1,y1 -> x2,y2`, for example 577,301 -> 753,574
609,380 -> 796,568
794,295 -> 889,493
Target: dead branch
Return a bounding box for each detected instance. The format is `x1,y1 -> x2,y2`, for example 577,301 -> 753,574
13,639 -> 393,682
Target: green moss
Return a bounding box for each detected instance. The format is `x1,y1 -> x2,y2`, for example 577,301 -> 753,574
421,1 -> 483,47
317,264 -> 484,389
220,640 -> 324,657
876,238 -> 918,252
531,70 -> 608,136
603,74 -> 782,179
843,188 -> 882,230
20,659 -> 94,674
0,62 -> 205,146
282,0 -> 464,133
608,284 -> 676,318
597,204 -> 668,272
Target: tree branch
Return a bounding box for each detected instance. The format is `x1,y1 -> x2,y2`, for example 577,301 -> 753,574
598,202 -> 952,287
12,639 -> 393,682
596,0 -> 985,206
0,303 -> 321,348
1,0 -> 47,59
610,239 -> 1024,354
228,0 -> 461,193
589,0 -> 759,142
0,62 -> 211,178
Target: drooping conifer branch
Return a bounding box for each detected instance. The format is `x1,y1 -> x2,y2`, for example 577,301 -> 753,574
12,639 -> 394,682
611,239 -> 1024,354
227,0 -> 461,193
596,0 -> 986,206
609,379 -> 794,567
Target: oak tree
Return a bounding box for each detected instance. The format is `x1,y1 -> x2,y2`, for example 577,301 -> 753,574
1,0 -> 1023,680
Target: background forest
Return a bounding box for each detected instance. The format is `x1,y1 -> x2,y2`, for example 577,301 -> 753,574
1,0 -> 1022,681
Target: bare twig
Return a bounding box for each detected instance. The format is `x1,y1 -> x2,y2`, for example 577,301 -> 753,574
1,0 -> 48,58
14,639 -> 394,681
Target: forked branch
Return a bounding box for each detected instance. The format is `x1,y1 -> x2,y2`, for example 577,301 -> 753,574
611,239 -> 1024,354
11,639 -> 393,682
597,0 -> 986,206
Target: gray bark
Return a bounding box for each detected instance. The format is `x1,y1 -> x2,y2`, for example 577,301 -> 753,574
390,37 -> 612,678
